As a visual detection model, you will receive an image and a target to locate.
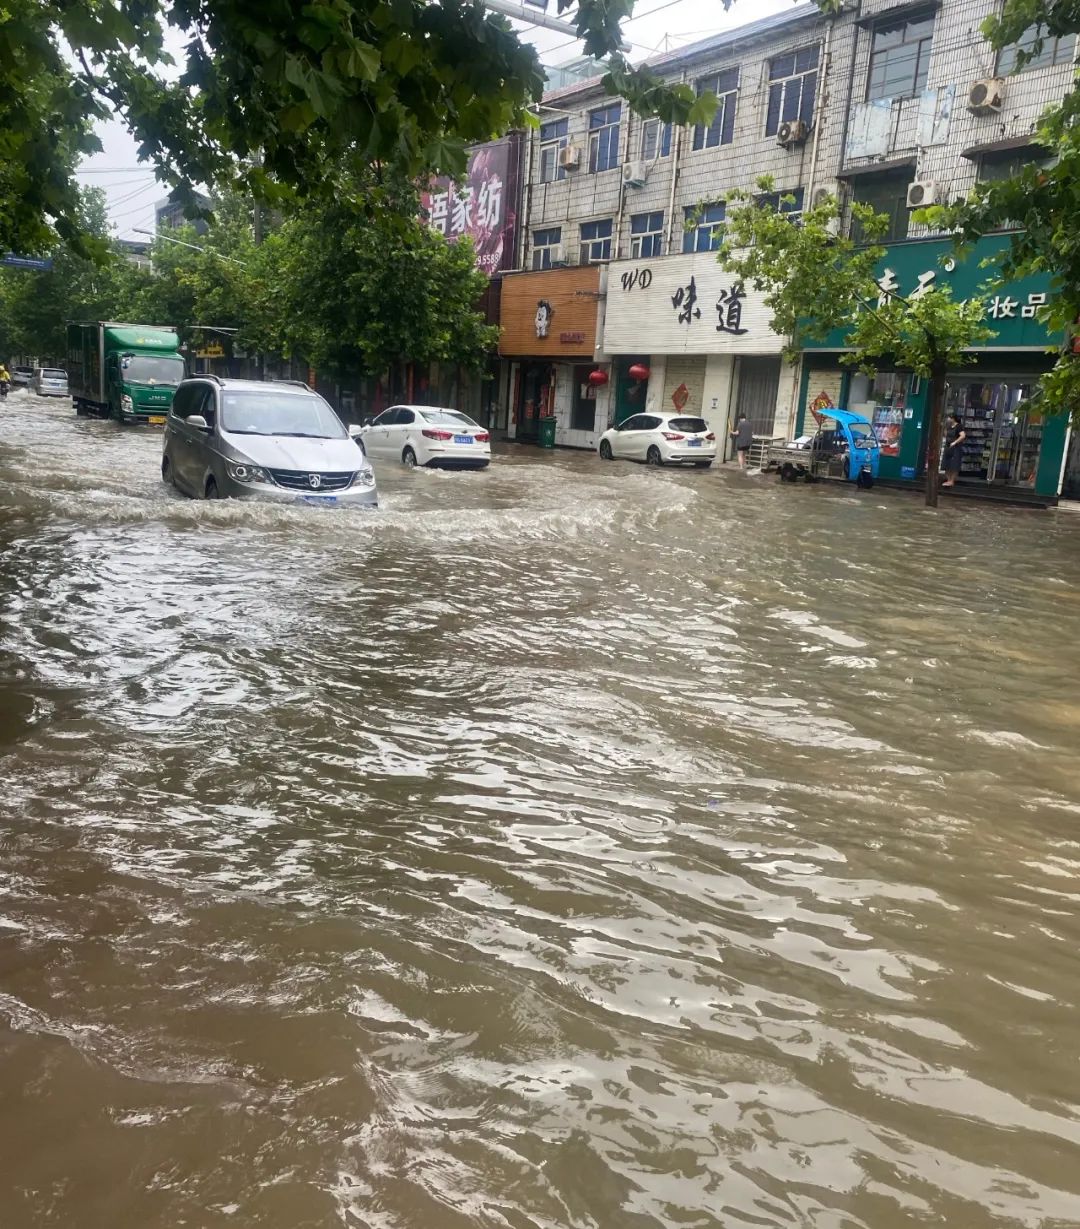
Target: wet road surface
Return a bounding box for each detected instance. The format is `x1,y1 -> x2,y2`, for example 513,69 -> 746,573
2,390 -> 1080,1228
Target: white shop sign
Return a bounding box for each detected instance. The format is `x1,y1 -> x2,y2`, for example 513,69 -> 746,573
602,252 -> 786,356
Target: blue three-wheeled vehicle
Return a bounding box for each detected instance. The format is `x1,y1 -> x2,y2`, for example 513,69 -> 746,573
766,408 -> 882,490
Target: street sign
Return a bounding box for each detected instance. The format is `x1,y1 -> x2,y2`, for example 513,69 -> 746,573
2,253 -> 52,271
194,342 -> 225,358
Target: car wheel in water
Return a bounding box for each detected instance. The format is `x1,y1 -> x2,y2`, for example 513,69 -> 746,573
646,445 -> 663,466
599,439 -> 613,461
204,477 -> 220,500
161,454 -> 174,486
780,463 -> 797,483
856,470 -> 875,490
402,447 -> 418,468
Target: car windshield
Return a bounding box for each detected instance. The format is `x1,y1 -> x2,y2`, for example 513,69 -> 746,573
121,355 -> 184,385
221,391 -> 347,439
667,417 -> 708,433
848,421 -> 876,444
43,369 -> 66,379
419,408 -> 478,428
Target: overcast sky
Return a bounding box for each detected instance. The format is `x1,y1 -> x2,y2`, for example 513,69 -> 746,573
78,0 -> 796,240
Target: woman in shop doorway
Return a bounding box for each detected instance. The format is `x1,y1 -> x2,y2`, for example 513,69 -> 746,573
943,413 -> 967,487
730,413 -> 753,468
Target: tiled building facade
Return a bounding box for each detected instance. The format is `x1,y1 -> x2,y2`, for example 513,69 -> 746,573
497,0 -> 1077,490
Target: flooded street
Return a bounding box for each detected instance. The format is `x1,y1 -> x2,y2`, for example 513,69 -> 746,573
3,390 -> 1080,1228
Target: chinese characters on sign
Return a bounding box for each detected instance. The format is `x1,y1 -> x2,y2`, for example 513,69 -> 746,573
875,269 -> 1049,323
422,139 -> 515,275
716,284 -> 748,335
672,277 -> 701,325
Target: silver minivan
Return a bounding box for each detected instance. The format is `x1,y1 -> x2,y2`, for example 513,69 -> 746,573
33,367 -> 69,397
162,376 -> 378,507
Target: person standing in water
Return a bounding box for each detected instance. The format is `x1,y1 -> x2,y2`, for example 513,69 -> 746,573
730,412 -> 753,468
942,412 -> 967,488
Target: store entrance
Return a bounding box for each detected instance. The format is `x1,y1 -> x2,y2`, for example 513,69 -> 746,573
516,362 -> 551,443
944,378 -> 1043,487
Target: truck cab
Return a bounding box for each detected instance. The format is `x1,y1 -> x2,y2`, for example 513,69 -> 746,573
107,348 -> 186,423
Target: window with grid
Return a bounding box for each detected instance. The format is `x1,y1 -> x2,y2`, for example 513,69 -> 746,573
683,202 -> 725,253
692,68 -> 739,150
997,25 -> 1077,75
766,46 -> 820,135
640,118 -> 672,161
580,218 -> 613,264
756,187 -> 805,218
532,226 -> 563,270
850,173 -> 909,244
588,104 -> 621,173
867,11 -> 936,100
629,211 -> 664,258
538,118 -> 568,183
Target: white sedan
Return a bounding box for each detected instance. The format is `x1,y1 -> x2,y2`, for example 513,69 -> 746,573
599,412 -> 717,467
360,405 -> 491,469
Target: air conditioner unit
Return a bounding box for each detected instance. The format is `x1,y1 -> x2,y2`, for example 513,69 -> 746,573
777,119 -> 810,147
967,77 -> 1004,116
812,183 -> 839,209
548,243 -> 567,266
558,145 -> 581,170
906,179 -> 939,208
622,160 -> 647,188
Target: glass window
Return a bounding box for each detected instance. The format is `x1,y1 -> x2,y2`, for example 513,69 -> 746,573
588,103 -> 621,173
850,173 -> 910,243
120,354 -> 186,384
693,68 -> 739,150
532,226 -> 563,270
419,408 -> 479,427
629,211 -> 664,258
998,25 -> 1076,74
580,218 -> 613,264
756,187 -> 805,217
220,391 -> 348,438
683,202 -> 726,253
867,12 -> 936,100
766,45 -> 820,135
978,147 -> 1054,183
640,118 -> 672,161
668,417 -> 709,433
618,415 -> 647,431
538,118 -> 568,183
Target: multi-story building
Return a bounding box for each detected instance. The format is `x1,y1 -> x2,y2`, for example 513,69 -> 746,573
501,0 -> 1078,498
805,0 -> 1076,499
155,192 -> 212,236
501,2 -> 855,450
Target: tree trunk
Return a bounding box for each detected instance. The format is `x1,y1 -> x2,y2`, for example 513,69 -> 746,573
924,359 -> 948,509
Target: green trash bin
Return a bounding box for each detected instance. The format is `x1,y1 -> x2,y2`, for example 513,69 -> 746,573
538,415 -> 557,449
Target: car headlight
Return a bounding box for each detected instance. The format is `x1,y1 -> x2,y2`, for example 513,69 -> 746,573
352,466 -> 376,488
121,394 -> 133,411
225,461 -> 270,484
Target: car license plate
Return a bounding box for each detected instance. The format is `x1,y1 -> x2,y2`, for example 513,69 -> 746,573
453,434 -> 472,444
148,415 -> 166,425
301,495 -> 337,505
688,439 -> 702,447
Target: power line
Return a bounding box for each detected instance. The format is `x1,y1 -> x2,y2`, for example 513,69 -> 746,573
76,167 -> 158,175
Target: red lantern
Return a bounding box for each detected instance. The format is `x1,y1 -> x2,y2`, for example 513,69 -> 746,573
628,363 -> 650,382
587,369 -> 609,387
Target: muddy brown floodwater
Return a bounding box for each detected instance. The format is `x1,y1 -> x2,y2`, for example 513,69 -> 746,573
2,391 -> 1080,1228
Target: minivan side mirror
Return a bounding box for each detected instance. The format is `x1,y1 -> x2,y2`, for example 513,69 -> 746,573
186,414 -> 210,430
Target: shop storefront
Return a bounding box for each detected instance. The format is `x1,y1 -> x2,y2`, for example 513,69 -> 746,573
601,252 -> 796,455
799,236 -> 1070,499
498,266 -> 603,446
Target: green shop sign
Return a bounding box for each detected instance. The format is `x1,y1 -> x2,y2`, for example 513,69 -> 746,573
803,234 -> 1059,351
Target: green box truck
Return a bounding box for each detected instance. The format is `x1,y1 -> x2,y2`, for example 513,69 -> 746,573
67,321 -> 186,423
